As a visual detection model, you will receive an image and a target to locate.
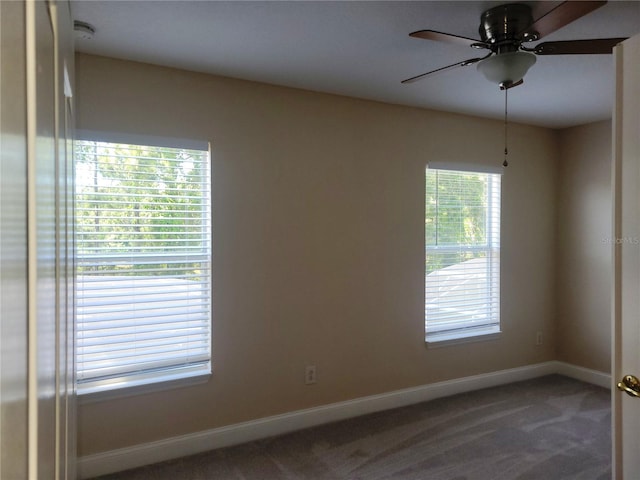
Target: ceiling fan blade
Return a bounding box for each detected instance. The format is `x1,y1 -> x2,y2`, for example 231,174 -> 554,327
401,56 -> 487,84
520,1 -> 607,40
409,30 -> 484,48
534,38 -> 627,55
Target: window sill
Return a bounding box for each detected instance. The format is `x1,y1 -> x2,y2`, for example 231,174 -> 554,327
426,329 -> 501,349
77,371 -> 212,405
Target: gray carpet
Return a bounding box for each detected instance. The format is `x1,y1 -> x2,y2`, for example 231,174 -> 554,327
94,375 -> 611,480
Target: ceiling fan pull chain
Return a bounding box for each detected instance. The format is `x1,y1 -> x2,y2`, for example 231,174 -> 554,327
503,87 -> 509,168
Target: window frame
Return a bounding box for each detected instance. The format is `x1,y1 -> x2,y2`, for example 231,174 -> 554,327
425,163 -> 502,346
74,133 -> 213,398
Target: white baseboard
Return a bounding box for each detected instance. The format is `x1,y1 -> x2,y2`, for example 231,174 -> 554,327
77,361 -> 610,479
554,361 -> 612,389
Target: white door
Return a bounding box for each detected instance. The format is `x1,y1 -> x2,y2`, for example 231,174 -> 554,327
0,1 -> 75,478
612,33 -> 640,479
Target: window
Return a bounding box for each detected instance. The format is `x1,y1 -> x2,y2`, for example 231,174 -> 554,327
425,166 -> 501,343
75,139 -> 212,394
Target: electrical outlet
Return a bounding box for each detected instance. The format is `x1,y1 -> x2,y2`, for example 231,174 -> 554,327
536,331 -> 543,346
305,365 -> 317,385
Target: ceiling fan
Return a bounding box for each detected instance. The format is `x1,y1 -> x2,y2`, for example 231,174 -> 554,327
402,1 -> 627,90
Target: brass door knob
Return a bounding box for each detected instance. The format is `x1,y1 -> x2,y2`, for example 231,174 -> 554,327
617,374 -> 640,398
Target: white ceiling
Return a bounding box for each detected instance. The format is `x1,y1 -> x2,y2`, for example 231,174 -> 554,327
71,1 -> 640,128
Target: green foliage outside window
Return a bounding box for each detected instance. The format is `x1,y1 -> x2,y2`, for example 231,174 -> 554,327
75,141 -> 209,278
425,170 -> 490,274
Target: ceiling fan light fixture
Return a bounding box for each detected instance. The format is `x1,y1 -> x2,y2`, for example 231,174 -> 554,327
477,51 -> 536,86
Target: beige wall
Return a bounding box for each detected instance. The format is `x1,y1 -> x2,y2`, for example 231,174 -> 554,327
557,121 -> 612,373
75,53 -> 559,456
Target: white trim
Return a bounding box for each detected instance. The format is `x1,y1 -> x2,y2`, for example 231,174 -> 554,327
426,330 -> 501,348
63,61 -> 73,98
554,361 -> 612,389
427,161 -> 504,174
75,129 -> 209,151
78,372 -> 211,405
76,361 -> 611,479
25,1 -> 39,478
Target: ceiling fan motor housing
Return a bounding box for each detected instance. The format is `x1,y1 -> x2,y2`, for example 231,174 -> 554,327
480,3 -> 534,53
401,1 -> 623,88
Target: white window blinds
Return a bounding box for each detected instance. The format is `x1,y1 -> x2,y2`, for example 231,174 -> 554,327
75,140 -> 212,394
425,168 -> 501,342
